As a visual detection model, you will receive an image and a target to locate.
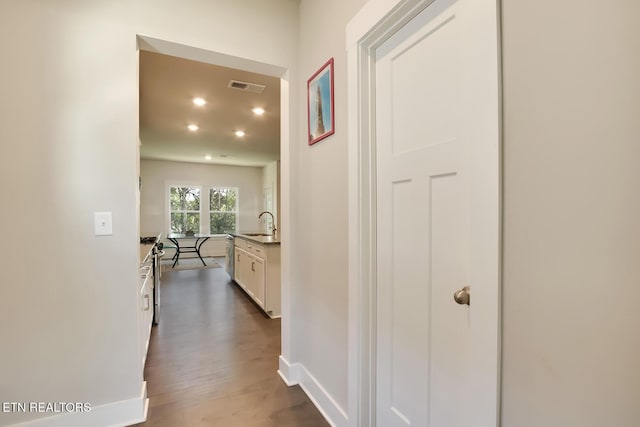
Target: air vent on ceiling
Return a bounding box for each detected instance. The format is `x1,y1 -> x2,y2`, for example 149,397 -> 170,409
228,80 -> 266,94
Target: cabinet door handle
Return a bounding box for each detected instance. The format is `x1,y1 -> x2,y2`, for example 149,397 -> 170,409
144,294 -> 150,311
251,262 -> 255,272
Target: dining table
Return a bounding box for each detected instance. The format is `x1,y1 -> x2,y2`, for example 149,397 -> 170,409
166,233 -> 212,268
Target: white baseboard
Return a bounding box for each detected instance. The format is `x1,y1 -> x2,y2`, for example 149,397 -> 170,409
277,355 -> 299,386
8,382 -> 148,427
277,356 -> 348,427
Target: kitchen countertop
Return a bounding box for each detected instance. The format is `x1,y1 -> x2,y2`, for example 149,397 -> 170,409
140,243 -> 155,264
140,232 -> 162,264
229,232 -> 281,245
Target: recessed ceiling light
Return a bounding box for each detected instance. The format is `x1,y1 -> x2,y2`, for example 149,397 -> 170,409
188,124 -> 199,131
252,107 -> 265,116
193,97 -> 206,106
234,130 -> 245,137
205,155 -> 212,160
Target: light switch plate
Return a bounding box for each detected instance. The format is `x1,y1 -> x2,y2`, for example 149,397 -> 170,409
94,212 -> 113,236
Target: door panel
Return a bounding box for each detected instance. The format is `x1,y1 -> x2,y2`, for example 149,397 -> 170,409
386,10 -> 459,156
386,178 -> 429,425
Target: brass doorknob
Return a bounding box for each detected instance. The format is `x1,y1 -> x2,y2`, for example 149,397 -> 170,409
454,286 -> 470,305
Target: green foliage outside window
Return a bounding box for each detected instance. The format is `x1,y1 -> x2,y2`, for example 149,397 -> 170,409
210,188 -> 238,234
170,187 -> 200,233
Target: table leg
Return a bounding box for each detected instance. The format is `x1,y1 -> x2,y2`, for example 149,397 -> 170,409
194,237 -> 210,266
169,238 -> 181,268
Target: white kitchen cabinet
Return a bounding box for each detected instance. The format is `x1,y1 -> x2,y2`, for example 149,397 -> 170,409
138,271 -> 153,368
233,247 -> 242,286
248,253 -> 266,307
234,246 -> 250,292
232,237 -> 280,318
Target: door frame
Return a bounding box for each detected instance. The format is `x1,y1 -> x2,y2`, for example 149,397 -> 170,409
346,1 -> 502,425
136,35 -> 294,374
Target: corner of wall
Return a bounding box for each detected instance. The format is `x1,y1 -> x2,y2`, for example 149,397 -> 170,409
277,357 -> 349,427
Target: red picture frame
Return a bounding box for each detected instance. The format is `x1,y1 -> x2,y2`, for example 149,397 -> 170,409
307,58 -> 335,145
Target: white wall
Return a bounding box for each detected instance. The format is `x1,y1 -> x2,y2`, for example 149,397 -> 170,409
0,1 -> 298,425
140,159 -> 264,257
261,160 -> 280,233
501,1 -> 640,425
140,159 -> 263,233
288,0 -> 368,423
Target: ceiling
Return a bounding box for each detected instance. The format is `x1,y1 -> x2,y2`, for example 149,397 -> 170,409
139,51 -> 281,167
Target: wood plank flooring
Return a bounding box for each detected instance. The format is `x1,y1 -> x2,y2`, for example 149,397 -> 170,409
134,262 -> 328,427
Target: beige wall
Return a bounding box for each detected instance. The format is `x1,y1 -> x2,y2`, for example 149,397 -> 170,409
501,0 -> 640,425
0,0 -> 297,425
292,0 -> 368,418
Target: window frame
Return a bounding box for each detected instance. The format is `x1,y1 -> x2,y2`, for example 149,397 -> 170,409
167,185 -> 202,234
208,186 -> 239,235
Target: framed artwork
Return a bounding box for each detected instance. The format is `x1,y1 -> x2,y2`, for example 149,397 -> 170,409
307,58 -> 335,145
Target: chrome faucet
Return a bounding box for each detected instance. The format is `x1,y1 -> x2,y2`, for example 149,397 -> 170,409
258,211 -> 276,236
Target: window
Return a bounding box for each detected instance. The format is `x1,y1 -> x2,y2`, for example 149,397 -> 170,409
209,187 -> 238,234
169,186 -> 201,233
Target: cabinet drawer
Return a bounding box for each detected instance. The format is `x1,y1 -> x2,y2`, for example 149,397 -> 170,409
235,237 -> 247,249
246,242 -> 265,258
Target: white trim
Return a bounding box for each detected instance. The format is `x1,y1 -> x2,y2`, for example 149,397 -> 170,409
277,355 -> 300,386
346,0 -> 404,48
298,366 -> 349,427
8,382 -> 148,427
137,35 -> 287,78
278,73 -> 293,379
277,357 -> 349,427
347,40 -> 375,427
347,1 -> 502,426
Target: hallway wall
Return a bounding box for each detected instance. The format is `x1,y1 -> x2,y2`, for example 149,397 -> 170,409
289,0 -> 367,423
501,0 -> 640,425
0,1 -> 298,425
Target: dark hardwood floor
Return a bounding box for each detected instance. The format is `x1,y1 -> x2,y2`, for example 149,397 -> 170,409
134,261 -> 328,427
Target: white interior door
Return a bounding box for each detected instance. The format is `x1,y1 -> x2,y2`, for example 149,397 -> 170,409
375,0 -> 500,426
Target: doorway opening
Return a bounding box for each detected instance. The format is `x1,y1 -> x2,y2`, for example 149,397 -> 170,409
136,33 -> 291,382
